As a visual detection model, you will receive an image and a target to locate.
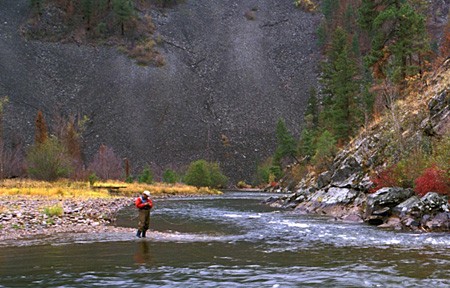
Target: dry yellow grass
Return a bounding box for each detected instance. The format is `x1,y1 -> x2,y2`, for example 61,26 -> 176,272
0,179 -> 221,199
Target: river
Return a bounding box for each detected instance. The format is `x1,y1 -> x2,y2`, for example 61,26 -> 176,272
0,192 -> 449,287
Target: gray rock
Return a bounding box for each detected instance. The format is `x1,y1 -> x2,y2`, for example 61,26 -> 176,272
366,187 -> 415,217
378,217 -> 402,230
393,196 -> 421,215
421,192 -> 449,212
317,171 -> 331,189
329,155 -> 364,188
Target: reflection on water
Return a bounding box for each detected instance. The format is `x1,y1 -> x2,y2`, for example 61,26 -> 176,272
0,192 -> 449,287
133,241 -> 153,265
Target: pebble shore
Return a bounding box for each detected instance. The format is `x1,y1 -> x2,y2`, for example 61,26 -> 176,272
0,196 -> 134,243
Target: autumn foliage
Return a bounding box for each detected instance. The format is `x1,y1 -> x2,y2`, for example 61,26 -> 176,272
370,166 -> 399,193
414,166 -> 449,197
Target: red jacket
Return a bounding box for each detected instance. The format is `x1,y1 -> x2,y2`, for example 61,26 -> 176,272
135,196 -> 153,210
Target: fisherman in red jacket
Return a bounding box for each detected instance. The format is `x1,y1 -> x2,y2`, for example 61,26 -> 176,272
135,190 -> 153,238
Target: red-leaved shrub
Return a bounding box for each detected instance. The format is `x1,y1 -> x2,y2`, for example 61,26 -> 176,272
414,165 -> 449,197
370,166 -> 399,193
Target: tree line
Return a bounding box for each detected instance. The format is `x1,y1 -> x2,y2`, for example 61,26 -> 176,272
0,107 -> 227,188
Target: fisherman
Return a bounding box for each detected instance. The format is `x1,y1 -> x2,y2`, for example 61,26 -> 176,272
135,190 -> 153,238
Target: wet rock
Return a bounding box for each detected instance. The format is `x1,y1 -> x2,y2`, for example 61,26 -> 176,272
378,217 -> 402,230
424,212 -> 450,231
341,213 -> 363,223
365,187 -> 414,217
320,187 -> 361,205
393,196 -> 421,215
420,192 -> 449,212
372,207 -> 390,216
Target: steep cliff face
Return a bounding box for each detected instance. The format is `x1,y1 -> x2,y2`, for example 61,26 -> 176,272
0,0 -> 321,182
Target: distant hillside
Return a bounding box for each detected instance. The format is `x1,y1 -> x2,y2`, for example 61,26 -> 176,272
0,0 -> 321,183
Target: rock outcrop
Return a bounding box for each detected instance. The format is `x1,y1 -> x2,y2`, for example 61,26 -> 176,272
267,59 -> 450,232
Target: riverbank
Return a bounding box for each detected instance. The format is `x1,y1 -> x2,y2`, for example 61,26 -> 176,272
0,195 -> 135,243
0,179 -> 222,243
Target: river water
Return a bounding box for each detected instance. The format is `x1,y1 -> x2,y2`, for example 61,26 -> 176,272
0,192 -> 449,287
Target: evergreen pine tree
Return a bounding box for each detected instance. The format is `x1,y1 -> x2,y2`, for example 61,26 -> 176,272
112,0 -> 134,35
320,27 -> 360,143
361,1 -> 429,83
273,118 -> 298,166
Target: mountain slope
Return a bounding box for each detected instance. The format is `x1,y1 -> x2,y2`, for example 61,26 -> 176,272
0,0 -> 321,182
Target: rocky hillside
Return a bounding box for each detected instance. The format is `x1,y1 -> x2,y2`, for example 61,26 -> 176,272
0,0 -> 320,183
269,58 -> 449,231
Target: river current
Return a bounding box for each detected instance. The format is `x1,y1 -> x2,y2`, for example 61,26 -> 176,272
0,192 -> 449,287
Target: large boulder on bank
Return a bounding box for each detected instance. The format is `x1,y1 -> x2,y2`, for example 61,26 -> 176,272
365,187 -> 415,223
366,187 -> 415,214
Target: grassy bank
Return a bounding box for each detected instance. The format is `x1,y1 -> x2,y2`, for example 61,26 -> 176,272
0,179 -> 222,199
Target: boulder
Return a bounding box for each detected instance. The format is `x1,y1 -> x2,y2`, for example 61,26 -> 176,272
320,187 -> 361,205
378,216 -> 402,230
329,155 -> 364,188
420,192 -> 449,212
424,212 -> 450,231
393,196 -> 421,216
365,187 -> 415,218
317,171 -> 331,189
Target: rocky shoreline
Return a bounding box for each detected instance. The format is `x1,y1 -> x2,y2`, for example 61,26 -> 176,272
0,196 -> 134,243
266,188 -> 450,232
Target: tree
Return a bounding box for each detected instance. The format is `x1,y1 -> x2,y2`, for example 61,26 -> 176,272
273,118 -> 299,166
305,87 -> 319,129
138,166 -> 153,184
298,128 -> 316,160
320,27 -> 360,143
82,0 -> 94,28
183,160 -> 228,188
88,144 -> 123,180
35,110 -> 48,145
208,162 -> 228,188
163,169 -> 178,184
112,0 -> 134,35
312,130 -> 337,172
361,2 -> 430,83
27,136 -> 73,181
184,160 -> 211,188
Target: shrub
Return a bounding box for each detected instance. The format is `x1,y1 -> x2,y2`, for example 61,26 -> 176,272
254,158 -> 272,186
184,160 -> 228,188
414,165 -> 449,197
208,162 -> 228,188
163,169 -> 178,184
138,166 -> 153,184
370,166 -> 399,193
269,165 -> 283,180
237,181 -> 251,189
184,160 -> 211,188
294,0 -> 317,12
27,136 -> 73,181
88,144 -> 123,180
88,173 -> 99,186
312,130 -> 336,173
42,204 -> 64,217
392,150 -> 428,188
